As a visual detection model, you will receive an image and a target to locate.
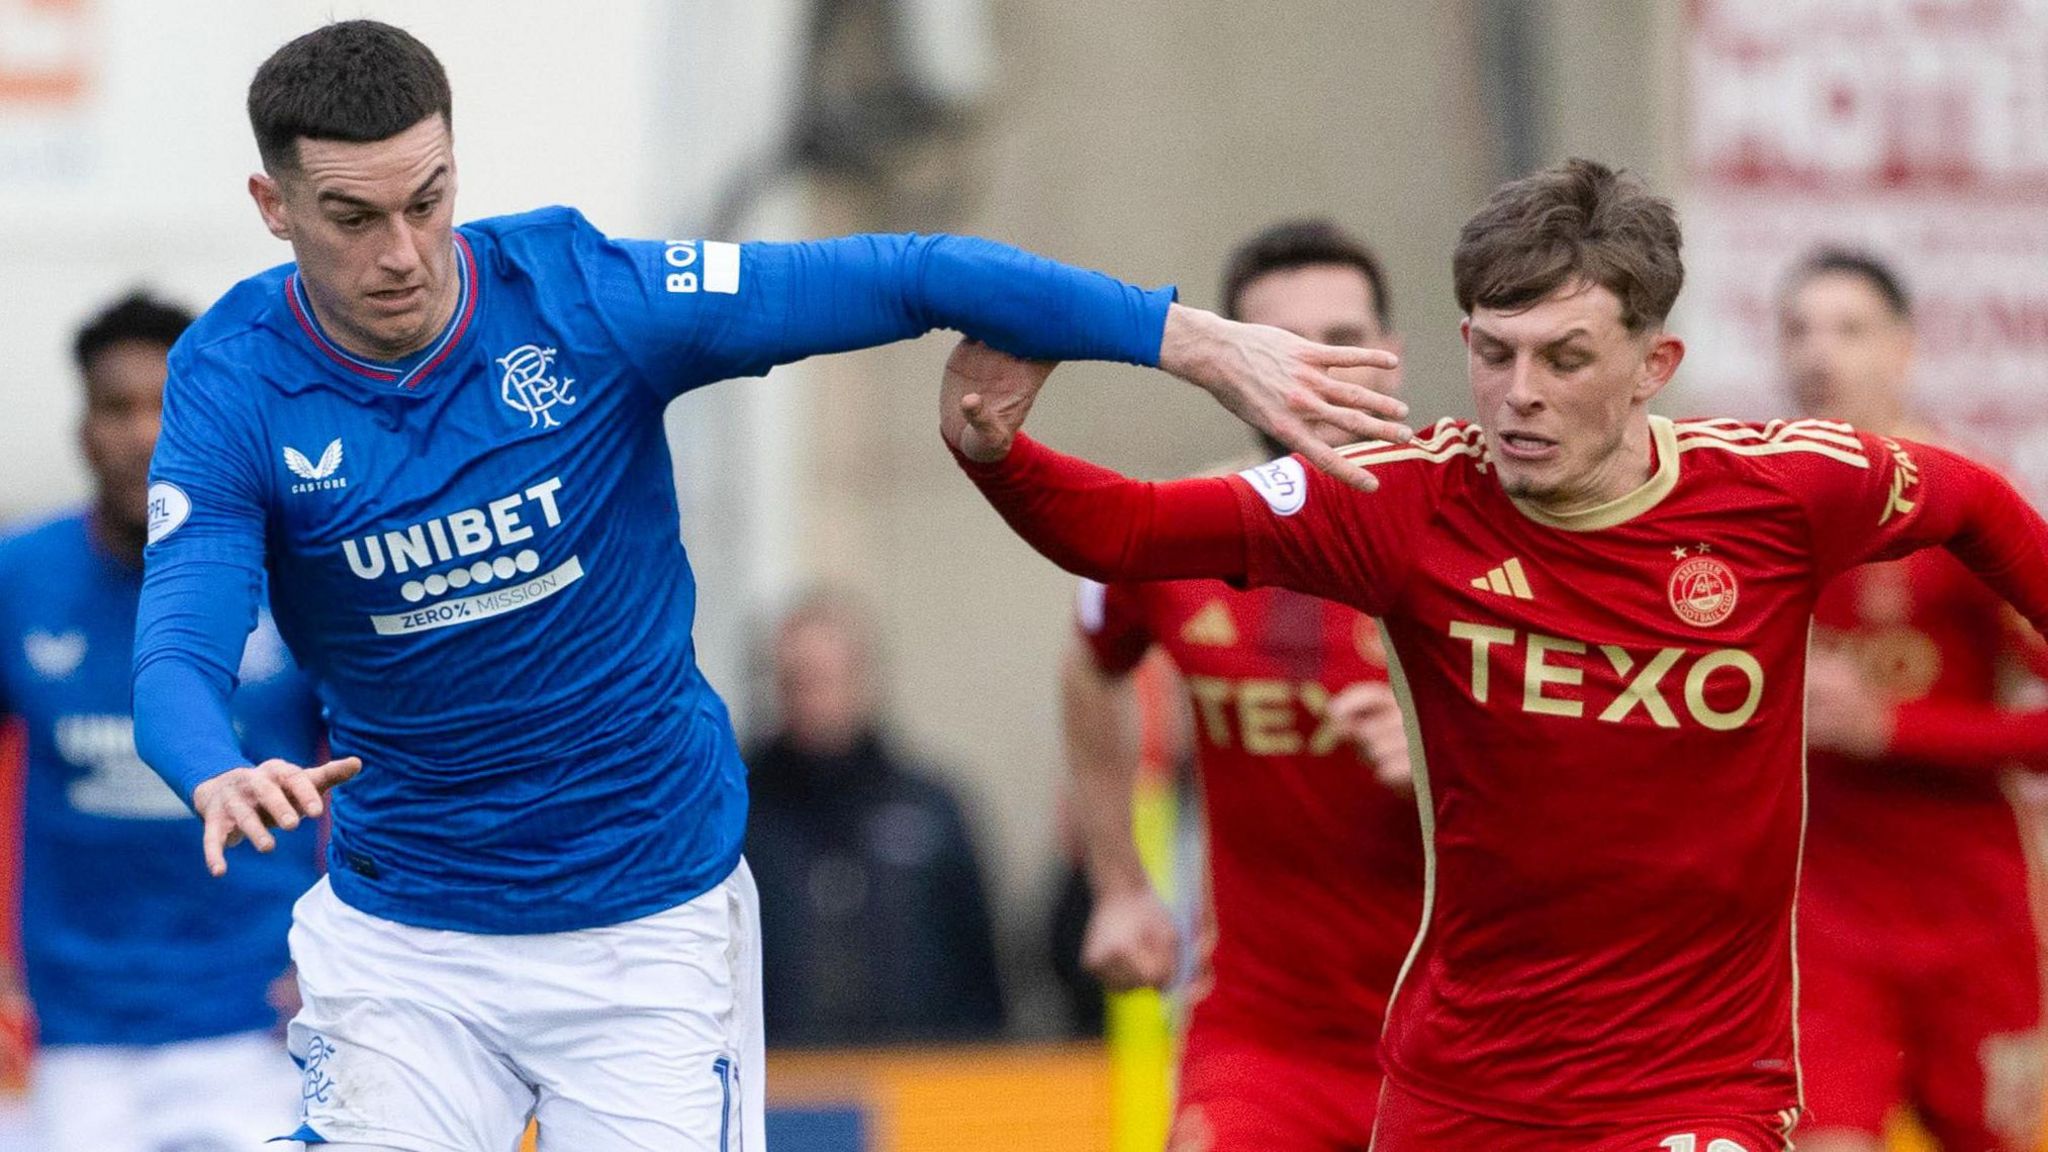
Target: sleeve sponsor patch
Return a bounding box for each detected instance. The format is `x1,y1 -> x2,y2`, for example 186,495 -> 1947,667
1238,456 -> 1308,517
660,240 -> 741,295
702,240 -> 740,294
146,482 -> 191,545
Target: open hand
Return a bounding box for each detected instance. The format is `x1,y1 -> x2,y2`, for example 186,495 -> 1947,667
1159,305 -> 1408,492
192,756 -> 362,876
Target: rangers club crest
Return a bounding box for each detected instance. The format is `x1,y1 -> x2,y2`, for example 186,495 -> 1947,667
499,344 -> 577,429
1667,546 -> 1738,628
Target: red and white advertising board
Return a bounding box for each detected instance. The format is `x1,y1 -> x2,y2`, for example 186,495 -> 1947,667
1681,0 -> 2048,496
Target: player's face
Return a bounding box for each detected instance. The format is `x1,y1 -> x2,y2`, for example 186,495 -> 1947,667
1464,281 -> 1683,511
1777,271 -> 1913,428
79,339 -> 168,537
249,115 -> 459,361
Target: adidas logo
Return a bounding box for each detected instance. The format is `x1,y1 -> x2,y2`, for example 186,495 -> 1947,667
1471,557 -> 1534,600
1181,600 -> 1239,647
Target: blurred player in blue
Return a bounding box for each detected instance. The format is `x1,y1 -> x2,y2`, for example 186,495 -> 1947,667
131,19 -> 1407,1152
0,292 -> 323,1152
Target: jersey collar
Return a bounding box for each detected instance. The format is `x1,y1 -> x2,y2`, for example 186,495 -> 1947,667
283,232 -> 479,391
1508,415 -> 1680,533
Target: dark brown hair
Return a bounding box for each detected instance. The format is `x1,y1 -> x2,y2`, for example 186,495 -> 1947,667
248,20 -> 452,175
1453,158 -> 1682,332
1219,218 -> 1393,331
1782,246 -> 1911,320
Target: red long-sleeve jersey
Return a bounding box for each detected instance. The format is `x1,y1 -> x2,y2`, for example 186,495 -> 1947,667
960,415 -> 2048,1126
1806,547 -> 2048,950
1077,576 -> 1423,1061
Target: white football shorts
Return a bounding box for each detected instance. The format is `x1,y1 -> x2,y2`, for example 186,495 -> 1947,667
285,859 -> 764,1151
33,1029 -> 301,1152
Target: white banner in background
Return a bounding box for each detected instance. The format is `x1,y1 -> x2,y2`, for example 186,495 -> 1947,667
1681,0 -> 2048,496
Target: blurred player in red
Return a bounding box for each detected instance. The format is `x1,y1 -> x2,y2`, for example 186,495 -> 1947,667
941,158 -> 2048,1151
1779,249 -> 2048,1152
1063,220 -> 1423,1151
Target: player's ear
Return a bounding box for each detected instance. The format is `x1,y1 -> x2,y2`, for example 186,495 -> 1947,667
249,173 -> 293,242
1634,331 -> 1684,403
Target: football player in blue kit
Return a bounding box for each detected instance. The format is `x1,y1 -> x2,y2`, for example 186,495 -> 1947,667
131,20 -> 1408,1151
0,292 -> 323,1152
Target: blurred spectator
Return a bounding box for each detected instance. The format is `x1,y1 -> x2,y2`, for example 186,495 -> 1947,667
746,591 -> 1006,1046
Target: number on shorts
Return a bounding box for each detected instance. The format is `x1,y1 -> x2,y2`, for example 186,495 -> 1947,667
1660,1137 -> 1748,1152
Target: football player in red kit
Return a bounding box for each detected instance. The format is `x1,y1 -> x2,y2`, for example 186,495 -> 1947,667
941,159 -> 2048,1151
1064,221 -> 1423,1151
1780,249 -> 2048,1152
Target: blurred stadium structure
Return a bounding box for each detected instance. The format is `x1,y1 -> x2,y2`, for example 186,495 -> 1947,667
0,1 -> 2044,1149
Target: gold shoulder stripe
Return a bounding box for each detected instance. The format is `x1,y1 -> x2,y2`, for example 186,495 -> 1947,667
1340,419 -> 1474,457
1341,441 -> 1485,468
1340,425 -> 1480,464
1674,421 -> 1867,452
1772,420 -> 1865,449
1674,436 -> 1870,469
1786,417 -> 1857,434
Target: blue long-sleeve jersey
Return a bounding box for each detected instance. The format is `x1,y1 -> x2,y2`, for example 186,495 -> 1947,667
135,207 -> 1174,933
0,513 -> 321,1045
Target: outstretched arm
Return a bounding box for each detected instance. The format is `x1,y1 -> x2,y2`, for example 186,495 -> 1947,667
942,337 -> 1417,614
942,339 -> 1253,584
587,225 -> 1408,487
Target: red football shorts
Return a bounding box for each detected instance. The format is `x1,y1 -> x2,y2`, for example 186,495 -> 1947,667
1370,1080 -> 1794,1152
1168,1016 -> 1381,1152
1798,900 -> 2043,1151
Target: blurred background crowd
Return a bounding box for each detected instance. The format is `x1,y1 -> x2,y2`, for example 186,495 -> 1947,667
1,1 -> 2045,1150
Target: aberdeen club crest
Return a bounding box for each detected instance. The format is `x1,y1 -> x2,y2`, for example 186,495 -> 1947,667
499,344 -> 577,429
1667,544 -> 1738,628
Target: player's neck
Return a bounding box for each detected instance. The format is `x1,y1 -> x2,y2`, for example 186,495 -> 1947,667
88,506 -> 145,571
1527,419 -> 1657,518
